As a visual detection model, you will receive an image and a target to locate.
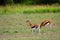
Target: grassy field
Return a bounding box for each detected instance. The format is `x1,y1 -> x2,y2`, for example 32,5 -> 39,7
0,13 -> 60,40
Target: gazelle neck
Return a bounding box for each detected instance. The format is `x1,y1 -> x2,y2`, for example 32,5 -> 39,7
28,21 -> 33,26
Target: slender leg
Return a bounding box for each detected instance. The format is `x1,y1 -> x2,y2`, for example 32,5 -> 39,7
37,26 -> 40,34
32,28 -> 35,35
49,24 -> 52,30
38,28 -> 40,34
38,27 -> 41,35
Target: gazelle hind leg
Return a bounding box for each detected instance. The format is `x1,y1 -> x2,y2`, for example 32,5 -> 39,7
48,23 -> 53,31
38,27 -> 41,35
38,28 -> 40,34
37,26 -> 40,34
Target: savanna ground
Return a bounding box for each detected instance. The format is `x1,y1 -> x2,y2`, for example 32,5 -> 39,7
0,13 -> 60,40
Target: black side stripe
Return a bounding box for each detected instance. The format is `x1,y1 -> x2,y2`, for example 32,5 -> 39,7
31,26 -> 35,28
44,22 -> 49,25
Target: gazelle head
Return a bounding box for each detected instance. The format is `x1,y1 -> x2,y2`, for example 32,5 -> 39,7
26,19 -> 31,23
26,19 -> 33,26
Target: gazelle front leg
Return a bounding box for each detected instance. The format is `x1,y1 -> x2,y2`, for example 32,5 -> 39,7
32,28 -> 35,35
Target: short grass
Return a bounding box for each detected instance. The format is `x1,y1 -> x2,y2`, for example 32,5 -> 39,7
0,13 -> 60,40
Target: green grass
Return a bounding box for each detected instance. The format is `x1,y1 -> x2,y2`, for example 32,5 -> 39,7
0,5 -> 60,15
0,13 -> 60,40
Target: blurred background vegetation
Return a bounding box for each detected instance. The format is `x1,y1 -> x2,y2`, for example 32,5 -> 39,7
0,0 -> 60,5
0,0 -> 60,14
